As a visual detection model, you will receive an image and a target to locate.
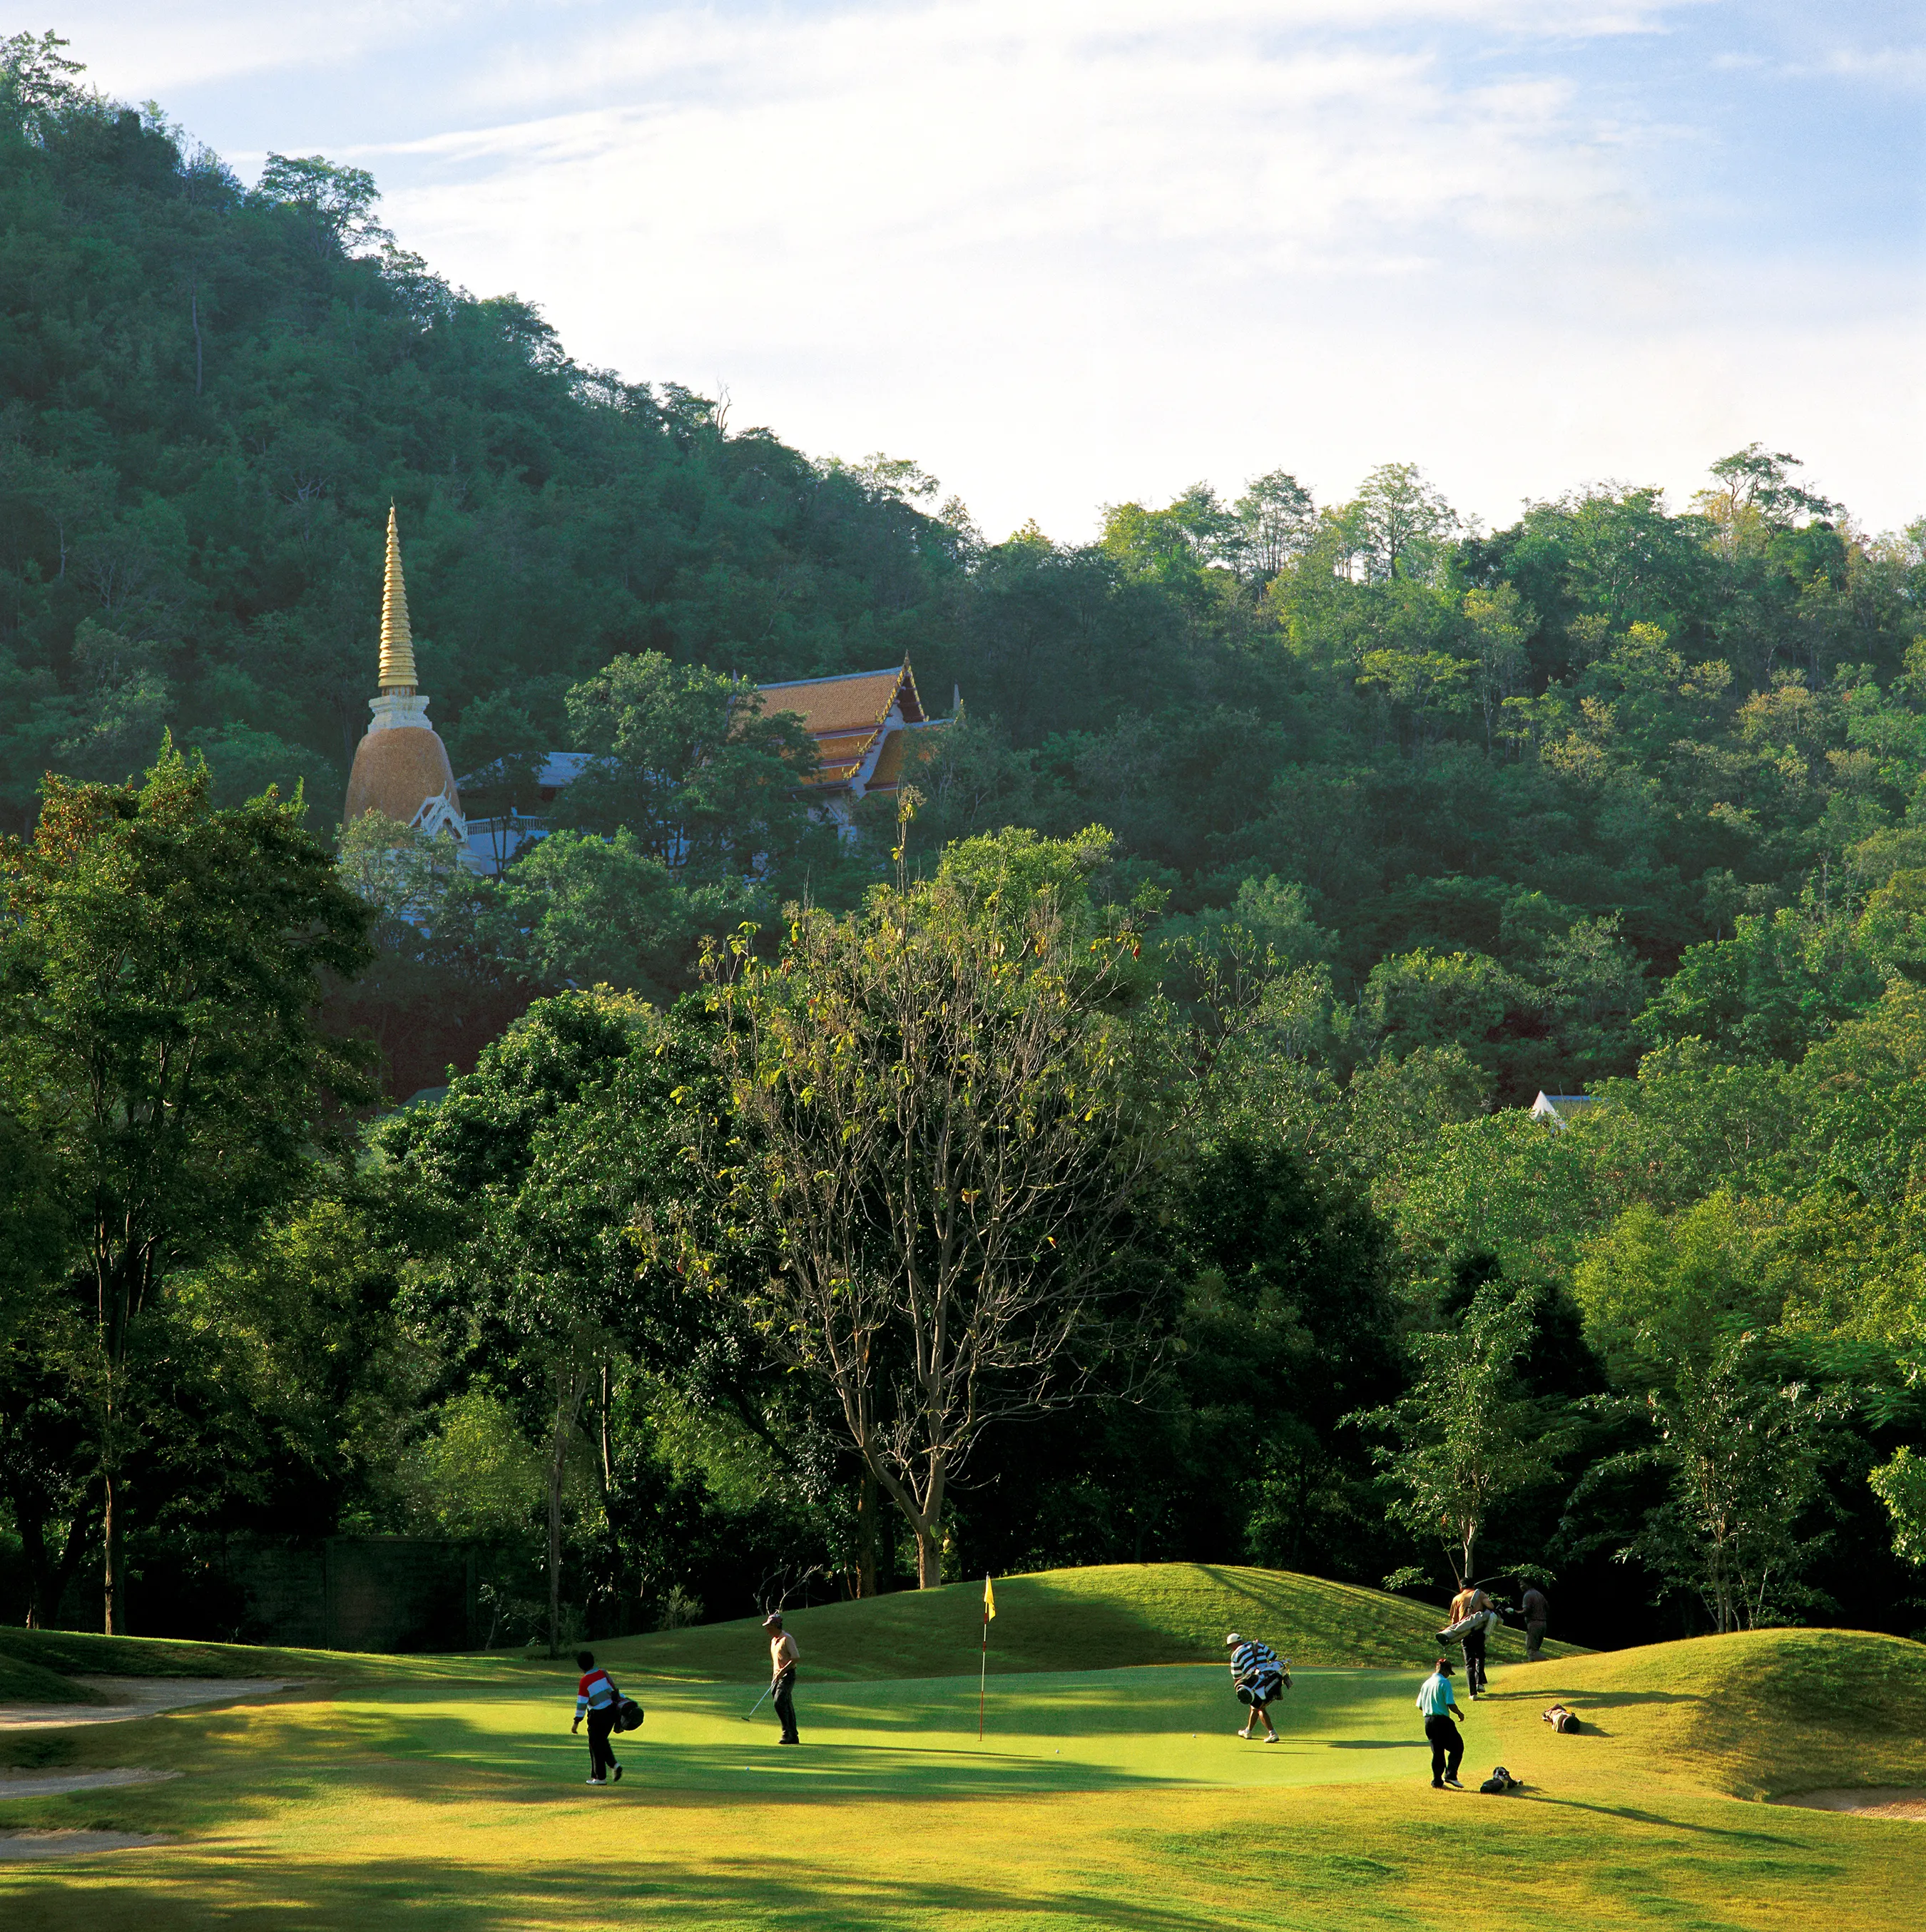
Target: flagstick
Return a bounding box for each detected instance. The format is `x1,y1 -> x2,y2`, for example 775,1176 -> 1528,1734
979,1572 -> 995,1742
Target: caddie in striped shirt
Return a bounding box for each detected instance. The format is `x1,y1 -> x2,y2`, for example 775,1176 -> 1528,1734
1223,1631 -> 1292,1741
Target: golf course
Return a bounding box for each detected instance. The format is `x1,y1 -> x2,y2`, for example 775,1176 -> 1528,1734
1,1563 -> 1922,1928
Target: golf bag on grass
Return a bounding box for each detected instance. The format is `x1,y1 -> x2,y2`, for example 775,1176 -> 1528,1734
1479,1767 -> 1523,1794
1542,1704 -> 1581,1733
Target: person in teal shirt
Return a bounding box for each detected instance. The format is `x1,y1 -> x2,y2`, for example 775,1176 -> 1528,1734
1417,1657 -> 1465,1789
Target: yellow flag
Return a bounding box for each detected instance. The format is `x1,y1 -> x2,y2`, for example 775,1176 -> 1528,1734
984,1575 -> 997,1622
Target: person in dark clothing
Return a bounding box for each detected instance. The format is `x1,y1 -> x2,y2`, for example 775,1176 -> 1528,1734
571,1649 -> 623,1785
1444,1583 -> 1494,1697
764,1612 -> 800,1744
1416,1657 -> 1465,1789
1521,1585 -> 1550,1660
1461,1616 -> 1490,1698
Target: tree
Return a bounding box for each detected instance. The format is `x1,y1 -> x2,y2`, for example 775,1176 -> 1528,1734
251,153 -> 388,260
377,991 -> 657,1652
375,988 -> 793,1650
1462,585 -> 1530,752
678,817 -> 1156,1586
1571,1193 -> 1780,1389
1622,1334 -> 1835,1632
1869,1446 -> 1926,1569
1361,946 -> 1525,1065
447,693 -> 551,875
1342,463 -> 1459,583
1571,1195 -> 1835,1631
1099,487 -> 1231,593
1170,1138 -> 1399,1575
486,829 -> 758,1006
1230,471 -> 1317,583
0,743 -> 374,1630
332,811 -> 532,1098
0,29 -> 88,139
558,655 -> 822,884
1355,1277 -> 1556,1590
1636,899 -> 1886,1065
1698,444 -> 1838,546
0,1314 -> 93,1627
0,1106 -> 85,1627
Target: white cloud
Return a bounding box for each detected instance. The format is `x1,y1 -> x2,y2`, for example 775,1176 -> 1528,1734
1815,44 -> 1926,89
51,1 -> 473,93
51,0 -> 1926,536
67,0 -> 1684,104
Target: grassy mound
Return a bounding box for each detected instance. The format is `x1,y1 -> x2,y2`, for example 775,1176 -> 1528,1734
1502,1625 -> 1926,1800
591,1562 -> 1582,1682
0,1628 -> 501,1707
0,1648 -> 102,1706
0,1628 -> 326,1686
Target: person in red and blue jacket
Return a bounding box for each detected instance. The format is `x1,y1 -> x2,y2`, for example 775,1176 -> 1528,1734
571,1650 -> 623,1784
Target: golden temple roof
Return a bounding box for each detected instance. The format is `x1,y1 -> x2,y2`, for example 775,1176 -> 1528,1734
863,720 -> 945,792
757,664 -> 930,789
378,504 -> 417,693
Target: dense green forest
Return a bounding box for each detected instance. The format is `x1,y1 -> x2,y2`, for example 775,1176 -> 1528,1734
3,39 -> 1925,1655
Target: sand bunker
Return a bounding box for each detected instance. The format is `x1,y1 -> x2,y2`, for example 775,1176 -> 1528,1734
0,1829 -> 168,1860
1777,1787 -> 1926,1820
0,1677 -> 295,1730
0,1767 -> 182,1798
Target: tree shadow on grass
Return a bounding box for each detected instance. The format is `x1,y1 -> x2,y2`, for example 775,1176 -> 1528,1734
67,1724 -> 1191,1820
33,1845 -> 1230,1932
1522,1794 -> 1805,1847
1534,1691 -> 1696,1709
348,1726 -> 1200,1801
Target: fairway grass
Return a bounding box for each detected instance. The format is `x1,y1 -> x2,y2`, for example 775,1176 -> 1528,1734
2,1568 -> 1921,1929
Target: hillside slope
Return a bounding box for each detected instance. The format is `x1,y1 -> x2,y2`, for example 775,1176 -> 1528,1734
1484,1625 -> 1926,1801
591,1562 -> 1581,1682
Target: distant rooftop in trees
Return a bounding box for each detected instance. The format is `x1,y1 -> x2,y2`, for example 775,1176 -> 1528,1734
457,662 -> 958,873
1530,1092 -> 1595,1128
756,662 -> 954,802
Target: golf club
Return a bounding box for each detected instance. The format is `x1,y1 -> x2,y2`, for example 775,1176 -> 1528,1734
742,1682 -> 775,1722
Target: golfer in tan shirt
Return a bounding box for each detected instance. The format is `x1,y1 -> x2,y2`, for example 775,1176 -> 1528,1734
763,1612 -> 800,1744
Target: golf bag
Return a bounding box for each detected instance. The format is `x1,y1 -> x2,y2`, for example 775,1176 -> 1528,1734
616,1696 -> 645,1732
1542,1704 -> 1581,1733
1235,1657 -> 1291,1704
1479,1766 -> 1523,1794
1437,1608 -> 1504,1644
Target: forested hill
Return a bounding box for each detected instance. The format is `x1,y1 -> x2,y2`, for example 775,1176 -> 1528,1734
4,50 -> 1925,1103
0,66 -> 967,822
10,39 -> 1926,1657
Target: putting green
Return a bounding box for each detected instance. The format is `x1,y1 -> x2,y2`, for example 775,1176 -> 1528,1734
322,1665 -> 1432,1797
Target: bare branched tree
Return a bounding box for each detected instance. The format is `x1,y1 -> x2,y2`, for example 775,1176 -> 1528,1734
676,810 -> 1155,1588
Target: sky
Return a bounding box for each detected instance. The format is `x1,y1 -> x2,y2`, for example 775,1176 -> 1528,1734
53,0 -> 1926,541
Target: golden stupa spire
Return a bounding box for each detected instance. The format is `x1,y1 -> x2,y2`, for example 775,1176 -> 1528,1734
377,503 -> 417,693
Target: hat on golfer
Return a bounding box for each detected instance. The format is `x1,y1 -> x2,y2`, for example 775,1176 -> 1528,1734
1223,1632 -> 1241,1647
762,1612 -> 784,1629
